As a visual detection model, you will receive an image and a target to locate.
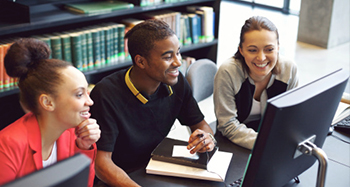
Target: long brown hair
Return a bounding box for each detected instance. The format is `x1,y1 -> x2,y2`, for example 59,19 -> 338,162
234,16 -> 280,74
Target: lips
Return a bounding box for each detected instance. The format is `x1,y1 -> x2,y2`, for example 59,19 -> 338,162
80,111 -> 91,119
167,68 -> 179,76
254,62 -> 269,68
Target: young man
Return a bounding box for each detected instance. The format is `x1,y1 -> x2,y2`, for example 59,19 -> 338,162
90,19 -> 216,187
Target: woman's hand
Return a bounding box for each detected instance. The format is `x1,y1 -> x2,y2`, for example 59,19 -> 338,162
75,118 -> 101,150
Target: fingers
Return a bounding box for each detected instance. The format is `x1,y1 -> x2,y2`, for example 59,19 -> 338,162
75,119 -> 101,150
187,130 -> 215,154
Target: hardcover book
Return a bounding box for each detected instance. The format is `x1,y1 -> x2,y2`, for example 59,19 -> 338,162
151,137 -> 218,169
65,1 -> 134,15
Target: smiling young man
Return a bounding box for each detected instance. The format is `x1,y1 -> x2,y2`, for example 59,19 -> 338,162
213,16 -> 299,150
90,19 -> 216,187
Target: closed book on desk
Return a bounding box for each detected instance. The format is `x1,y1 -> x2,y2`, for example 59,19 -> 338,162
65,1 -> 134,15
151,137 -> 218,169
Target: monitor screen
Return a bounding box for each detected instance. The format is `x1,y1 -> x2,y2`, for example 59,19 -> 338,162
241,68 -> 349,187
2,153 -> 91,187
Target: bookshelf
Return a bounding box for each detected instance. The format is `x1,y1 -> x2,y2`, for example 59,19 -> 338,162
0,0 -> 221,129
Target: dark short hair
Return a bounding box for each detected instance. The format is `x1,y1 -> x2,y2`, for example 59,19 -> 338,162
4,38 -> 71,115
234,16 -> 280,74
125,19 -> 175,64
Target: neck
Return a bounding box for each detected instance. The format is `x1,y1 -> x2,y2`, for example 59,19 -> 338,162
129,67 -> 160,96
37,115 -> 65,160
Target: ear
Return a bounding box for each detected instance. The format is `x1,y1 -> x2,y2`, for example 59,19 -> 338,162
39,94 -> 55,112
134,55 -> 146,69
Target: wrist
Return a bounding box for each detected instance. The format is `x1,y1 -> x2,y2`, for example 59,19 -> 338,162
208,132 -> 217,145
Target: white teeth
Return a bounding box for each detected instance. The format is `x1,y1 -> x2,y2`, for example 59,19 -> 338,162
81,111 -> 88,115
255,63 -> 268,67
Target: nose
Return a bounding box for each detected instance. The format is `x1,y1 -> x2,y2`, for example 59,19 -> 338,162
172,54 -> 182,67
86,94 -> 94,106
257,51 -> 266,62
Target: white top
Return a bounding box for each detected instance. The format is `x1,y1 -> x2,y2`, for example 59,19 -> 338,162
244,99 -> 261,124
43,141 -> 57,168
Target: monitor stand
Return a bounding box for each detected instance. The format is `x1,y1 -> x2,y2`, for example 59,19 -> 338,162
294,135 -> 328,187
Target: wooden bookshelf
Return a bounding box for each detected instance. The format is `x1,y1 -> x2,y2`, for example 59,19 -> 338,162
0,0 -> 221,128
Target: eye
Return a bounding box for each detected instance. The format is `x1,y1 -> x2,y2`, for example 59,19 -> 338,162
76,92 -> 83,98
248,49 -> 257,52
266,48 -> 274,52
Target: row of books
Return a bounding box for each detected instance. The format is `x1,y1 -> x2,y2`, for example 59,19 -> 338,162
122,6 -> 215,47
0,6 -> 215,92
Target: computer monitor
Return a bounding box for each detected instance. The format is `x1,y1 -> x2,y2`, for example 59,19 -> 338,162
2,153 -> 91,187
241,68 -> 349,187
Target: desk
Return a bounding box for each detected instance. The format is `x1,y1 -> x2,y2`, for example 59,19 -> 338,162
129,130 -> 350,187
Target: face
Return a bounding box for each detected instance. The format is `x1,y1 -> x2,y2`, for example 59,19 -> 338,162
143,34 -> 182,86
239,29 -> 279,81
52,66 -> 93,127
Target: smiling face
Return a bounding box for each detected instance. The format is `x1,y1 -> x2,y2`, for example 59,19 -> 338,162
239,29 -> 279,82
52,66 -> 93,128
143,34 -> 182,86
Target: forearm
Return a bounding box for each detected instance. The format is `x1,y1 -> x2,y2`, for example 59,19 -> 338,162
217,118 -> 257,150
95,152 -> 140,187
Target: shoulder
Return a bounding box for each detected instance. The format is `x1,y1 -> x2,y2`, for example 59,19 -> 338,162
216,57 -> 247,84
91,69 -> 127,97
0,114 -> 33,153
275,55 -> 298,82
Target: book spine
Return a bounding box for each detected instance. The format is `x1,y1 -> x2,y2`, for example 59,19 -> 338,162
84,31 -> 94,70
60,34 -> 72,64
70,33 -> 83,71
102,26 -> 112,66
117,24 -> 125,61
50,35 -> 63,60
91,29 -> 101,69
98,28 -> 106,66
188,14 -> 199,44
79,31 -> 88,72
111,24 -> 119,65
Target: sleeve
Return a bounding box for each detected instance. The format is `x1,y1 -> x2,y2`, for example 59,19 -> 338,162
90,82 -> 119,152
0,133 -> 26,185
287,60 -> 299,90
213,62 -> 257,150
177,73 -> 204,126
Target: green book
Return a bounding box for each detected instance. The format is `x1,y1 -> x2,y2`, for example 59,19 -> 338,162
79,31 -> 88,72
59,33 -> 72,63
116,24 -> 125,61
102,23 -> 119,65
83,30 -> 94,70
65,1 -> 134,15
69,32 -> 83,71
90,29 -> 101,69
97,28 -> 106,66
101,26 -> 112,66
46,34 -> 63,60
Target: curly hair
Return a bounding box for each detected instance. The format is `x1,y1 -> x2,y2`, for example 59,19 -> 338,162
125,19 -> 175,63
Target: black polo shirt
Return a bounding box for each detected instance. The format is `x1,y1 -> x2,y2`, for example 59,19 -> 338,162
90,67 -> 204,172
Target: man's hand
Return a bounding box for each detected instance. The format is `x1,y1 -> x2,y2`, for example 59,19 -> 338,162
187,129 -> 215,154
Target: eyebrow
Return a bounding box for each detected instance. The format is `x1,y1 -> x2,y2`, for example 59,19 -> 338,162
161,47 -> 180,56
